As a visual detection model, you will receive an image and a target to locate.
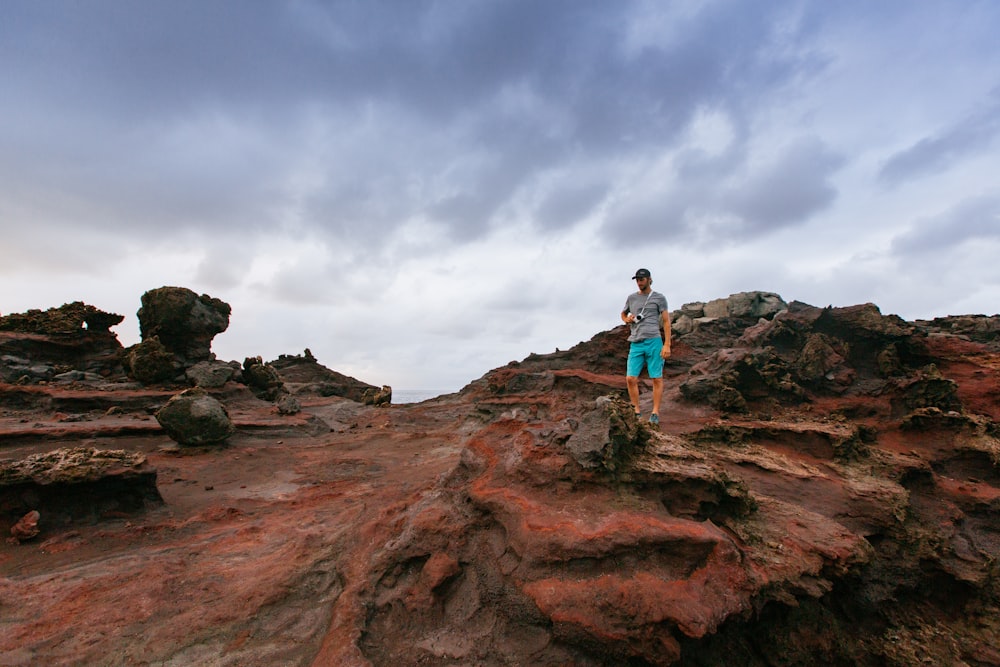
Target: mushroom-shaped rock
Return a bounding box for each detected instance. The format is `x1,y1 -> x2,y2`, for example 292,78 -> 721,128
137,287 -> 231,364
155,388 -> 235,445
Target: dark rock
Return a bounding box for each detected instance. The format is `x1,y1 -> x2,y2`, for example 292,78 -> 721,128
565,396 -> 647,471
893,365 -> 963,416
125,336 -> 178,385
269,351 -> 378,402
242,356 -> 285,400
276,393 -> 302,415
186,360 -> 237,388
0,447 -> 161,531
53,370 -> 104,384
137,287 -> 231,364
362,385 -> 393,406
155,387 -> 235,445
0,303 -> 126,381
917,314 -> 1000,344
0,301 -> 124,334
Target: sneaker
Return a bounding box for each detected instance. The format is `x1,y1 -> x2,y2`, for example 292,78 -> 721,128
649,414 -> 660,425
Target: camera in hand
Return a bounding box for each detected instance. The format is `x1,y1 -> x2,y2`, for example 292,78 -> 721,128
633,313 -> 644,322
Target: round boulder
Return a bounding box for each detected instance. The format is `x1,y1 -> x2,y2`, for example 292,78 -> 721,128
155,388 -> 235,446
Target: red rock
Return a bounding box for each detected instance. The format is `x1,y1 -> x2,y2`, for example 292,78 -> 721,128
2,294 -> 1000,666
9,510 -> 40,541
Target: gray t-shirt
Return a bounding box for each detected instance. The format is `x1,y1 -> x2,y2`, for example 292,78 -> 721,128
623,290 -> 668,342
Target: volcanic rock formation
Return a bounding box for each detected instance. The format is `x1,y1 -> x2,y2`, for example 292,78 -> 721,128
0,302 -> 125,383
1,290 -> 998,666
136,286 -> 231,365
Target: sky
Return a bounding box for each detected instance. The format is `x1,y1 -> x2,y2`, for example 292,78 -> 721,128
1,1 -> 999,392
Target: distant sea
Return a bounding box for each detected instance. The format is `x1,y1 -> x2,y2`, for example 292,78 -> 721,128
393,389 -> 452,404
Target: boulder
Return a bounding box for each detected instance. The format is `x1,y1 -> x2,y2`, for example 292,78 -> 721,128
700,292 -> 787,320
137,287 -> 231,365
671,313 -> 696,336
565,396 -> 647,471
125,336 -> 178,385
362,385 -> 393,406
275,393 -> 302,415
678,302 -> 706,319
155,388 -> 235,446
9,510 -> 41,542
703,298 -> 729,319
242,356 -> 285,400
186,360 -> 237,389
728,291 -> 787,319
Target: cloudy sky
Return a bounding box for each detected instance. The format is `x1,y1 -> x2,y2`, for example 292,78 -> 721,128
2,1 -> 998,391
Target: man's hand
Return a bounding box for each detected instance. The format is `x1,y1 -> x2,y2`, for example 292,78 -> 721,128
661,344 -> 671,359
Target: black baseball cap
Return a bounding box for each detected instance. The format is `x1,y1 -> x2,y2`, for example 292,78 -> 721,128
632,268 -> 651,279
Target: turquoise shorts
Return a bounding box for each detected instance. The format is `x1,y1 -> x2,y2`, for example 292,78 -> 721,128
627,337 -> 664,378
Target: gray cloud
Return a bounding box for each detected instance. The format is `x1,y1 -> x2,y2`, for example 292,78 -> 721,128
534,181 -> 611,231
891,193 -> 1000,255
722,137 -> 845,235
879,91 -> 1000,186
3,1 -> 1000,388
0,0 -> 829,254
599,136 -> 844,246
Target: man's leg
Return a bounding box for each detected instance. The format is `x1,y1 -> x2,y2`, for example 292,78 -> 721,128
626,342 -> 644,415
651,378 -> 663,417
648,338 -> 665,420
626,375 -> 641,414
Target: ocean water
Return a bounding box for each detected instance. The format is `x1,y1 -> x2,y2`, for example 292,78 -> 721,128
393,389 -> 451,404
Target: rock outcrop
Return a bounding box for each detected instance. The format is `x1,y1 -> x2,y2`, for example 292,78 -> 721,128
0,302 -> 126,383
678,301 -> 927,412
123,336 -> 177,384
1,291 -> 998,666
269,349 -> 380,402
0,447 -> 162,537
154,387 -> 235,446
136,286 -> 231,366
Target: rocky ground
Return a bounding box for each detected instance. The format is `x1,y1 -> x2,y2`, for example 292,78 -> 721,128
1,292 -> 999,666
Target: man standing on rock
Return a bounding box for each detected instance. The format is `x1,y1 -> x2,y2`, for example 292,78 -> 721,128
621,268 -> 671,425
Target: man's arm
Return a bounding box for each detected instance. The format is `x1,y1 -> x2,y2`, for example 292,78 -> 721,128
622,298 -> 635,324
660,309 -> 672,358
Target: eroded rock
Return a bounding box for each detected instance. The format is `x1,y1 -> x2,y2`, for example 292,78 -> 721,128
137,287 -> 231,364
0,447 -> 161,532
0,301 -> 124,334
362,385 -> 393,407
155,387 -> 235,445
565,395 -> 648,471
124,336 -> 177,384
242,356 -> 285,400
9,509 -> 41,542
186,359 -> 238,388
